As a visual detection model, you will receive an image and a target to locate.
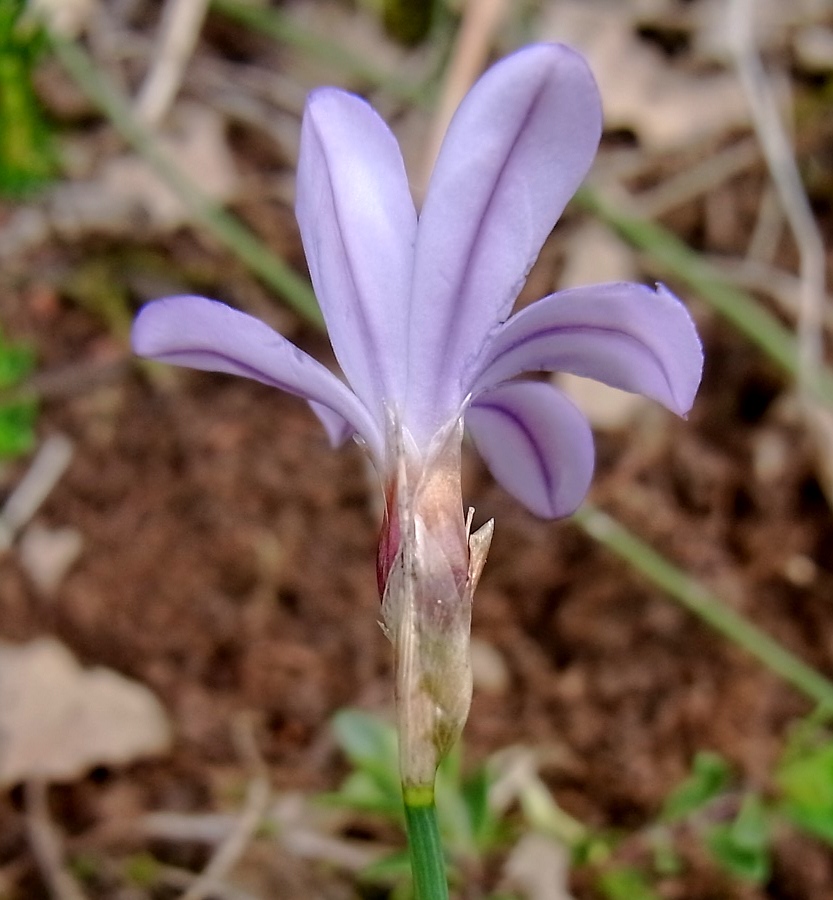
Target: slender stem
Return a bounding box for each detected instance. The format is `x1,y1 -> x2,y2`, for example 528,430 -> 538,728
403,785 -> 449,900
572,503 -> 833,710
48,34 -> 322,327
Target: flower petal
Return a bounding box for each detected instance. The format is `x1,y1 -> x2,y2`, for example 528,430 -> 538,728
407,43 -> 602,441
296,87 -> 417,418
132,295 -> 382,458
466,381 -> 594,519
470,283 -> 703,416
308,401 -> 354,447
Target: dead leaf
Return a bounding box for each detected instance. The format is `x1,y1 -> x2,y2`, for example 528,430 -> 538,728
794,25 -> 833,72
694,0 -> 833,62
0,637 -> 172,787
470,637 -> 510,695
500,833 -> 576,900
101,103 -> 239,230
18,524 -> 83,595
539,0 -> 749,150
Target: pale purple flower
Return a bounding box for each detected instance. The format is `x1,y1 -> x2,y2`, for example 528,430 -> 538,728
132,43 -> 701,522
133,43 -> 702,787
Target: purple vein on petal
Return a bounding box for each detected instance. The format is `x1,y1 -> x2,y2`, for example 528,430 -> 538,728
466,380 -> 595,519
132,295 -> 383,459
470,397 -> 555,500
408,44 -> 603,441
296,88 -> 416,419
473,325 -> 679,406
468,283 -> 703,417
429,77 -> 550,381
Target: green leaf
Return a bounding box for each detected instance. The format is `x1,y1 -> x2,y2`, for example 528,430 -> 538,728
462,765 -> 499,851
320,769 -> 403,819
360,848 -> 413,885
0,400 -> 37,457
0,327 -> 37,459
649,829 -> 682,876
123,852 -> 161,887
0,1 -> 57,197
332,708 -> 398,770
325,709 -> 412,828
382,0 -> 434,45
331,708 -> 403,808
0,344 -> 34,388
661,752 -> 732,822
776,740 -> 833,844
597,866 -> 661,900
705,793 -> 771,883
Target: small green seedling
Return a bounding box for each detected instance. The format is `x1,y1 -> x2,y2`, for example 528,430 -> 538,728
776,715 -> 833,845
0,326 -> 37,458
597,865 -> 662,900
0,0 -> 57,196
705,792 -> 771,883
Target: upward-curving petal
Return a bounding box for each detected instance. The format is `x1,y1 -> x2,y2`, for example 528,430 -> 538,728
469,283 -> 703,417
407,43 -> 602,443
132,295 -> 383,459
296,87 -> 417,420
466,380 -> 594,519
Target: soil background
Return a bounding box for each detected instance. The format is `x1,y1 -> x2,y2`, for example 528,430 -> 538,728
1,1 -> 833,897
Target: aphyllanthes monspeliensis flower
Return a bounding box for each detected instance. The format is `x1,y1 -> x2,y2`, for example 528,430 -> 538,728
132,43 -> 703,790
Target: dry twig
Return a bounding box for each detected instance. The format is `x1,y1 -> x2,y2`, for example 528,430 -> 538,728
179,714 -> 271,900
135,0 -> 212,126
729,0 -> 832,501
746,183 -> 785,265
701,255 -> 833,332
416,0 -> 510,196
159,864 -> 262,900
24,780 -> 88,900
729,0 -> 826,394
0,434 -> 74,553
633,138 -> 761,219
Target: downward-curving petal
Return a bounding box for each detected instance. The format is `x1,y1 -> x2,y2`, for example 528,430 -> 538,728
407,43 -> 602,443
308,401 -> 354,447
466,381 -> 594,519
470,283 -> 703,416
132,296 -> 382,459
296,87 -> 417,419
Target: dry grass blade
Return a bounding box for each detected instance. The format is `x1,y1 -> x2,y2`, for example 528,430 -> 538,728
416,0 -> 509,196
24,780 -> 89,900
633,137 -> 761,219
728,0 -> 833,504
179,715 -> 271,900
135,0 -> 212,126
728,0 -> 826,393
0,434 -> 74,553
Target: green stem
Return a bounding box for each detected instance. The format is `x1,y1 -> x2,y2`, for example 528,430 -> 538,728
403,784 -> 449,900
572,503 -> 833,710
48,34 -> 322,327
574,185 -> 833,406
